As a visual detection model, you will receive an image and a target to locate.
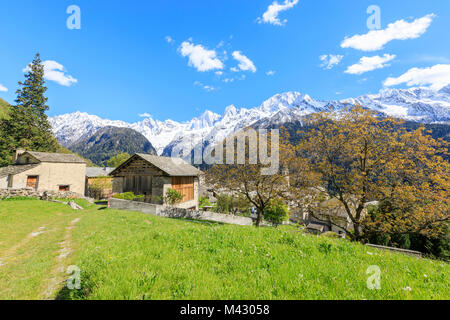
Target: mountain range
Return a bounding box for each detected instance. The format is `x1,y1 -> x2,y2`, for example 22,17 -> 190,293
69,126 -> 157,166
50,86 -> 450,160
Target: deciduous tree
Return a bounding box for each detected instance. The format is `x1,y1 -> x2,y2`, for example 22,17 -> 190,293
293,106 -> 449,240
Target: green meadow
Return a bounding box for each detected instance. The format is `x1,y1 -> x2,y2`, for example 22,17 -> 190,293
0,199 -> 448,300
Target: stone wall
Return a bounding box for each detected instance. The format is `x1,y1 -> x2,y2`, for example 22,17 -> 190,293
366,244 -> 423,258
0,188 -> 93,202
109,198 -> 253,226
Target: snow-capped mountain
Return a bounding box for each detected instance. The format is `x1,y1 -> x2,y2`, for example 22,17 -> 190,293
49,86 -> 450,157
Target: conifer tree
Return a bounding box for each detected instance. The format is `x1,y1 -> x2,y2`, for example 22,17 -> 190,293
0,53 -> 59,165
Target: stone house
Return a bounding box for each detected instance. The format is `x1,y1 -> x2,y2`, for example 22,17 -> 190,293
0,150 -> 86,194
109,153 -> 202,210
85,167 -> 115,199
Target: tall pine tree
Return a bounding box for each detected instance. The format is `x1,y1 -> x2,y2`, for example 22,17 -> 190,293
0,53 -> 59,166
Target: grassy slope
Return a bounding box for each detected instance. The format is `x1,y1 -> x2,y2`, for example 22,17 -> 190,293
0,98 -> 10,119
0,200 -> 448,300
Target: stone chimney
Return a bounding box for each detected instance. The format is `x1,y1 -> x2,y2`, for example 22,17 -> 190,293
13,149 -> 26,163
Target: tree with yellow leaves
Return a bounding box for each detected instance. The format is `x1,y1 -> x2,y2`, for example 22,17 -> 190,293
293,106 -> 449,241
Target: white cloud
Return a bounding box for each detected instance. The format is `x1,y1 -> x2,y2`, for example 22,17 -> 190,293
341,14 -> 435,51
23,60 -> 78,86
139,113 -> 152,118
0,84 -> 8,92
266,70 -> 276,76
215,71 -> 223,76
345,54 -> 396,75
383,64 -> 450,90
319,54 -> 344,69
194,81 -> 217,92
179,41 -> 224,72
232,51 -> 257,73
223,78 -> 235,83
165,36 -> 174,44
230,67 -> 239,72
257,0 -> 299,26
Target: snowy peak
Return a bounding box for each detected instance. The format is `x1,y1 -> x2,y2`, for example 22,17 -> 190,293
50,86 -> 450,157
190,110 -> 222,130
339,86 -> 450,122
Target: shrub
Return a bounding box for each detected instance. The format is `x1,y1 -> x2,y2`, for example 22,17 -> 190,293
164,188 -> 183,206
199,196 -> 212,209
113,192 -> 145,202
264,199 -> 289,227
213,194 -> 251,216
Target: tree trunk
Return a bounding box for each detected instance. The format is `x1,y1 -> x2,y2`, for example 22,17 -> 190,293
353,222 -> 361,241
255,209 -> 264,227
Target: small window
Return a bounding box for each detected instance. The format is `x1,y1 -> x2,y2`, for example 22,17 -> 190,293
26,176 -> 39,189
59,185 -> 70,192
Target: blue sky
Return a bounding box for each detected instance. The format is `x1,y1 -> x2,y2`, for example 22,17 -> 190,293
0,0 -> 449,122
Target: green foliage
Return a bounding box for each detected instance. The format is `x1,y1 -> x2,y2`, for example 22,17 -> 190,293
70,126 -> 157,166
213,194 -> 251,216
199,196 -> 212,209
164,188 -> 183,206
264,199 -> 289,226
107,152 -> 131,168
0,53 -> 60,166
113,192 -> 145,202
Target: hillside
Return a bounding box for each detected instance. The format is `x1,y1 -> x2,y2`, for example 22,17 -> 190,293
69,126 -> 157,166
0,199 -> 448,300
0,98 -> 10,120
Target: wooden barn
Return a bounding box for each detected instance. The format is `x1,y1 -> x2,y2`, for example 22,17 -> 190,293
109,154 -> 202,210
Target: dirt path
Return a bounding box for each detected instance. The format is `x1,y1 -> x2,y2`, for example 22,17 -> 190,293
0,226 -> 47,268
41,217 -> 81,300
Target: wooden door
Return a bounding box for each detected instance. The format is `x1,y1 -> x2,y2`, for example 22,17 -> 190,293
26,176 -> 38,189
171,177 -> 194,202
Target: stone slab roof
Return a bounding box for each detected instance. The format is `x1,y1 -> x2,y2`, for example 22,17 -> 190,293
110,154 -> 202,177
86,167 -> 115,178
24,151 -> 85,164
137,154 -> 202,176
0,164 -> 39,178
